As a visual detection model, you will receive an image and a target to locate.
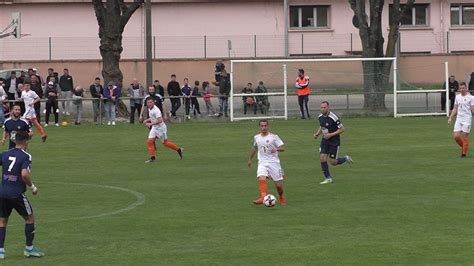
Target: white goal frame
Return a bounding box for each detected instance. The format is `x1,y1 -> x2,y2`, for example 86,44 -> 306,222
230,57 -> 397,122
394,61 -> 449,118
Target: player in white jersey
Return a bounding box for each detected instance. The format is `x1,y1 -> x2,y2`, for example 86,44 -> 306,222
143,98 -> 183,163
247,119 -> 286,205
20,81 -> 47,142
448,82 -> 474,157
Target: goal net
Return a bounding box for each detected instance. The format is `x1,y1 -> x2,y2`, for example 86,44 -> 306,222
230,58 -> 397,121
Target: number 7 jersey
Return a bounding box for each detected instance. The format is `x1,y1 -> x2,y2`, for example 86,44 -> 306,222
253,133 -> 284,164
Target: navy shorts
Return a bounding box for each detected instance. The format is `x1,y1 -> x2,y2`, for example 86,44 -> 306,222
0,194 -> 33,218
320,141 -> 340,159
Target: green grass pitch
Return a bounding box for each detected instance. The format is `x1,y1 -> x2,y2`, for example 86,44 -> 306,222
1,117 -> 473,265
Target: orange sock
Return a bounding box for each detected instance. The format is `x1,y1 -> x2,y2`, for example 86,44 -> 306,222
33,119 -> 46,137
277,186 -> 284,197
258,179 -> 267,197
455,137 -> 463,147
462,138 -> 470,155
147,139 -> 155,157
163,139 -> 179,151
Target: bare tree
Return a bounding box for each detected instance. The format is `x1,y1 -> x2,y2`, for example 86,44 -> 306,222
349,0 -> 414,111
92,0 -> 143,87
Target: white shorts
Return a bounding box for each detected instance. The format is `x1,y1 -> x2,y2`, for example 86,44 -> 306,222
22,107 -> 36,120
148,124 -> 168,143
257,162 -> 285,182
454,119 -> 471,133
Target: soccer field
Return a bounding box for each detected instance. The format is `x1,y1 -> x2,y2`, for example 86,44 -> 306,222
2,117 -> 473,265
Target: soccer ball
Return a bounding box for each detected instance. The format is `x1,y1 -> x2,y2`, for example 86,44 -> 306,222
61,121 -> 69,126
263,194 -> 277,207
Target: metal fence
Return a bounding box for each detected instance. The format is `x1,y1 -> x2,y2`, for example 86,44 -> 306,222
0,31 -> 473,61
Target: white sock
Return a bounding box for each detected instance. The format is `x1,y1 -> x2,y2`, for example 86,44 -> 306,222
0,248 -> 5,252
26,245 -> 33,250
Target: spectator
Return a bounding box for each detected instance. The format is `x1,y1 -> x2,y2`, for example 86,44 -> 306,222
5,71 -> 19,102
0,82 -> 6,125
255,81 -> 269,114
295,68 -> 311,119
45,68 -> 56,84
468,72 -> 474,95
191,80 -> 202,118
72,86 -> 84,125
59,68 -> 74,115
32,68 -> 43,85
15,83 -> 25,114
217,69 -> 231,118
181,78 -> 192,120
127,78 -> 145,124
214,60 -> 225,83
89,77 -> 104,125
202,81 -> 216,116
30,75 -> 43,123
153,80 -> 165,99
242,82 -> 257,115
441,75 -> 459,111
103,81 -> 120,126
167,74 -> 181,119
18,70 -> 26,84
44,81 -> 60,127
139,86 -> 164,123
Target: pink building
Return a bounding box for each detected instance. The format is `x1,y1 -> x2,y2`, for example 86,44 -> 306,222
0,0 -> 473,60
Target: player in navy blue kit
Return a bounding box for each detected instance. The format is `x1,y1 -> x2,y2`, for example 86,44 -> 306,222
314,101 -> 353,184
2,105 -> 33,150
0,131 -> 44,259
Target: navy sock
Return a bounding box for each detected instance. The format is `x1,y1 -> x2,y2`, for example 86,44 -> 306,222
25,224 -> 35,246
321,162 -> 331,178
337,156 -> 347,165
0,227 -> 5,249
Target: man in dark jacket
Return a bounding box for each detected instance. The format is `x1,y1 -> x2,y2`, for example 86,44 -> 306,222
59,68 -> 74,115
217,70 -> 231,117
153,80 -> 165,99
468,72 -> 474,95
167,74 -> 181,118
441,75 -> 459,111
89,77 -> 104,124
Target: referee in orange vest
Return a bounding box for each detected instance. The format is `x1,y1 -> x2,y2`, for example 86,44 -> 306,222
295,69 -> 311,119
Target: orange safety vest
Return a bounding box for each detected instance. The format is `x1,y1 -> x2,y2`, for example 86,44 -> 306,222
296,76 -> 310,96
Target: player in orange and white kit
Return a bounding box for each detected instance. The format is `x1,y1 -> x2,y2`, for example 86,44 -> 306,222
247,119 -> 286,205
143,98 -> 183,163
448,82 -> 474,158
296,68 -> 311,119
21,81 -> 47,142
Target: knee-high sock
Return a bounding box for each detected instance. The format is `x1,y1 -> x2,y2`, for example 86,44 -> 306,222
25,224 -> 35,247
258,179 -> 267,197
0,227 -> 6,249
321,162 -> 331,178
277,186 -> 284,197
163,139 -> 179,151
32,119 -> 46,137
147,139 -> 155,157
455,136 -> 463,147
337,156 -> 347,165
463,138 -> 470,155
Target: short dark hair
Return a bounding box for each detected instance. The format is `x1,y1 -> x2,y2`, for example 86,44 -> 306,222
259,119 -> 268,125
48,68 -> 54,71
460,82 -> 467,87
247,82 -> 252,86
64,68 -> 69,71
171,74 -> 176,78
154,80 -> 159,83
146,97 -> 155,103
10,71 -> 16,75
15,131 -> 30,143
95,77 -> 101,81
195,80 -> 200,86
298,69 -> 304,74
321,101 -> 329,106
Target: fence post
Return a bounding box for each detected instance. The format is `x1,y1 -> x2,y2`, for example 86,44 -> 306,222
446,31 -> 449,54
204,35 -> 207,59
153,36 -> 156,59
350,33 -> 353,54
254,35 -> 257,58
301,33 -> 304,55
48,37 -> 52,61
346,94 -> 350,111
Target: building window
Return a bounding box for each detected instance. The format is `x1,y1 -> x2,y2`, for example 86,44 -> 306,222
390,4 -> 429,26
289,6 -> 329,28
451,4 -> 474,26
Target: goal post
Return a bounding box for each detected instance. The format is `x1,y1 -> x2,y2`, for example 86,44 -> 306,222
394,61 -> 449,118
230,57 -> 397,121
